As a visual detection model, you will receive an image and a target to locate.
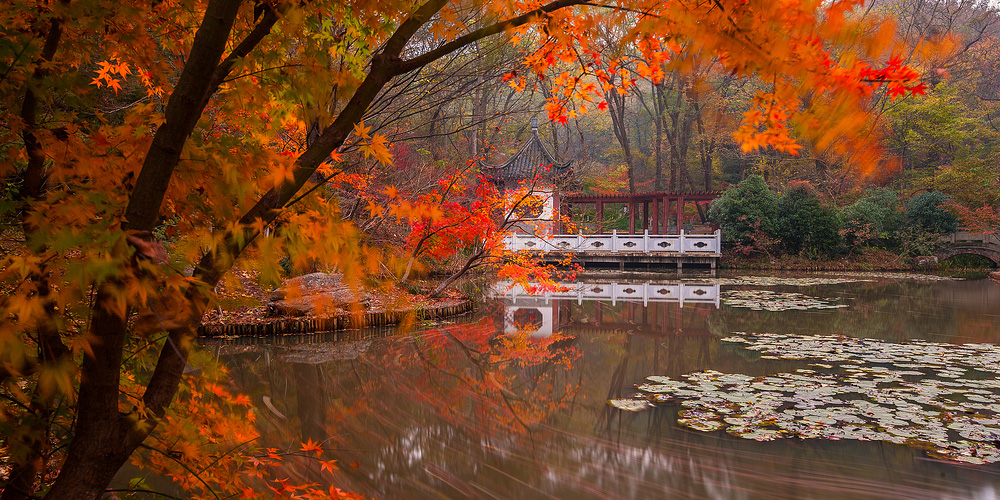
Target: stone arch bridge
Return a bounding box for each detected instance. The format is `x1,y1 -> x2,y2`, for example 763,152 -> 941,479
936,231 -> 1000,266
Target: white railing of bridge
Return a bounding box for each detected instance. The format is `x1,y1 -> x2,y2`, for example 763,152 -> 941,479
503,229 -> 721,254
494,281 -> 720,307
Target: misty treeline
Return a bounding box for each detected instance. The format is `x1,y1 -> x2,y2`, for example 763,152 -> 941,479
351,0 -> 1000,214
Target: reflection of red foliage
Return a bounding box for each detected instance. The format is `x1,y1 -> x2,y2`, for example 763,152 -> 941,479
386,319 -> 581,437
513,308 -> 544,331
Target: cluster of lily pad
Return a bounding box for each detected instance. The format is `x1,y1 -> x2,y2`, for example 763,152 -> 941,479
681,273 -> 958,288
683,276 -> 872,287
609,332 -> 1000,464
721,290 -> 849,311
832,272 -> 961,281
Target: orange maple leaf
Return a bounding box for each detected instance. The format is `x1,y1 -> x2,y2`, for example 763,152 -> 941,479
300,438 -> 324,457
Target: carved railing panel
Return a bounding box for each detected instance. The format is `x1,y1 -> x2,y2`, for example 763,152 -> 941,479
504,230 -> 721,254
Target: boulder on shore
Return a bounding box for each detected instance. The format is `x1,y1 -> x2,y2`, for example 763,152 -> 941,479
266,272 -> 370,317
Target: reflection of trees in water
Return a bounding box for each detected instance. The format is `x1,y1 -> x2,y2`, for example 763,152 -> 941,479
217,317 -> 583,498
333,319 -> 582,497
209,279 -> 1000,498
572,406 -> 991,500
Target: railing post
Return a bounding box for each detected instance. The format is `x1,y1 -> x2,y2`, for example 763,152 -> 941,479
714,229 -> 721,253
679,229 -> 686,254
510,234 -> 518,251
612,230 -> 618,253
578,231 -> 583,252
643,229 -> 649,253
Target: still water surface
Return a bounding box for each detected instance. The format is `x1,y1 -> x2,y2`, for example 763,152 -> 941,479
219,272 -> 1000,499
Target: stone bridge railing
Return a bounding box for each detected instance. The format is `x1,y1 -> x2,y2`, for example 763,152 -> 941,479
503,230 -> 722,255
944,230 -> 1000,247
936,230 -> 1000,265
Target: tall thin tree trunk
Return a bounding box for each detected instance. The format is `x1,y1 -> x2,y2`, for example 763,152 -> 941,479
653,81 -> 664,191
606,90 -> 636,193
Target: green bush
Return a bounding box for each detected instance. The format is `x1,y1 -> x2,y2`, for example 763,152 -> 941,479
904,191 -> 959,234
708,175 -> 778,246
775,185 -> 842,258
842,187 -> 904,249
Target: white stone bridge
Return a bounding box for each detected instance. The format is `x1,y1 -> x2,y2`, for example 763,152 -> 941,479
503,230 -> 722,269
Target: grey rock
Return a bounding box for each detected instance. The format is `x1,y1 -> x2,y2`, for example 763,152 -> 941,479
266,272 -> 370,317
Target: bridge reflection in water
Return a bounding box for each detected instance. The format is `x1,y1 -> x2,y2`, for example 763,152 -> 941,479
491,280 -> 719,338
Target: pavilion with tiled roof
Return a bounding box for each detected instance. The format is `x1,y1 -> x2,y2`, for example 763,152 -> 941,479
480,119 -> 575,234
479,118 -> 573,190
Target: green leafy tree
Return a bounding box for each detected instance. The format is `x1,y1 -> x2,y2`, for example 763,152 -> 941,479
708,175 -> 777,246
775,184 -> 842,258
841,187 -> 904,250
886,83 -> 998,172
905,191 -> 960,234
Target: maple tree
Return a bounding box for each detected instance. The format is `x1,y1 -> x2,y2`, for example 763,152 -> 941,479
390,169 -> 571,295
0,0 -> 928,498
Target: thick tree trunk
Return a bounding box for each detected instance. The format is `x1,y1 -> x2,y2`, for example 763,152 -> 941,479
44,287 -> 132,500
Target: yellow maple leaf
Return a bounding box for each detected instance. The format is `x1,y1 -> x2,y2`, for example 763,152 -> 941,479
361,133 -> 393,166
352,120 -> 371,140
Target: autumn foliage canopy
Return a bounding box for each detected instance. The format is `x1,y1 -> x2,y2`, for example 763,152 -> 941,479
0,0 -> 925,497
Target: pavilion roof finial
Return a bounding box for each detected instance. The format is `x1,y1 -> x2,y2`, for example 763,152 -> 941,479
531,117 -> 539,132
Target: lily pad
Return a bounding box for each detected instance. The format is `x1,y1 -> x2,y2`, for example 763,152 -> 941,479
610,332 -> 1000,464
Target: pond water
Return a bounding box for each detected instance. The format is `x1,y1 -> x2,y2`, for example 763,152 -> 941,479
218,272 -> 1000,499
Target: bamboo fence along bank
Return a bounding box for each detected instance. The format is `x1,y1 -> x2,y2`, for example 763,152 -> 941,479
199,300 -> 474,337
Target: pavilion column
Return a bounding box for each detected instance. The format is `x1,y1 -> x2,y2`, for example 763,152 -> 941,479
628,201 -> 636,234
662,196 -> 670,233
676,195 -> 685,232
596,201 -> 604,234
643,202 -> 649,231
652,198 -> 660,234
661,303 -> 669,335
651,300 -> 659,330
